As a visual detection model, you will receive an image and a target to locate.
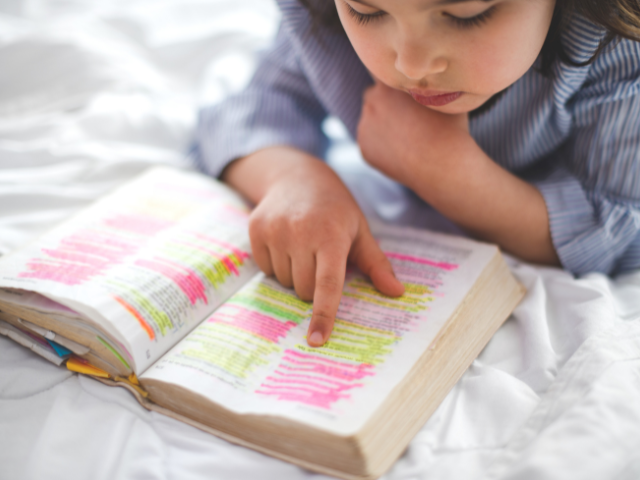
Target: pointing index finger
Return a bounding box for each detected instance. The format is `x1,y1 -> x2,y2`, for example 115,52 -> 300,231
307,247 -> 348,347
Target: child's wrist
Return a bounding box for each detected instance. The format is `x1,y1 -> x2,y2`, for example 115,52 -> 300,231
222,146 -> 327,204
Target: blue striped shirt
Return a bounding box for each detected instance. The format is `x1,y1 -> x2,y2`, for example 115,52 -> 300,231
195,0 -> 640,276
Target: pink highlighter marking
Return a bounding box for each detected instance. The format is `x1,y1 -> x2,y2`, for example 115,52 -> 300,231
20,261 -> 104,285
268,372 -> 363,388
210,252 -> 238,276
383,252 -> 459,271
208,306 -> 297,342
40,248 -> 110,267
59,238 -> 136,261
135,258 -> 208,305
153,257 -> 210,302
283,349 -> 374,371
275,363 -> 373,382
255,386 -> 351,409
175,238 -> 243,276
256,349 -> 375,409
17,213 -> 171,285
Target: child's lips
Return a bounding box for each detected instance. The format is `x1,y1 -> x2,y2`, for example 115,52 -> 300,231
409,90 -> 463,107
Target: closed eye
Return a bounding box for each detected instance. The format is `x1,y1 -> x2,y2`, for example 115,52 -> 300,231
446,5 -> 497,29
344,2 -> 386,25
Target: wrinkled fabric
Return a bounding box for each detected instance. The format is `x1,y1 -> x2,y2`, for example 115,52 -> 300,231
1,2 -> 640,480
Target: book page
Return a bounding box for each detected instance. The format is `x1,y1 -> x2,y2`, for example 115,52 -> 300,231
0,167 -> 259,373
140,225 -> 498,435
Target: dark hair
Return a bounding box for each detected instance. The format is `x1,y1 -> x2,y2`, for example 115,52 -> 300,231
299,0 -> 640,77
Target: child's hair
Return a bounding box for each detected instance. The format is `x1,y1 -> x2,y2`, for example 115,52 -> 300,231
300,0 -> 640,77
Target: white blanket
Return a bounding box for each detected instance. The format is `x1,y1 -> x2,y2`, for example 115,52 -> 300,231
1,1 -> 640,479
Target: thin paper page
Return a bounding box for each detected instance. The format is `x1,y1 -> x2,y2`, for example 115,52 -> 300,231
141,225 -> 497,435
0,168 -> 259,373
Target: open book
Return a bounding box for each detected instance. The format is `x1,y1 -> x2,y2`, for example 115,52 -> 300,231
0,167 -> 525,480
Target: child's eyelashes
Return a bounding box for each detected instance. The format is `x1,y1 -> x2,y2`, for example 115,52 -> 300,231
446,6 -> 497,29
344,3 -> 386,26
343,1 -> 497,30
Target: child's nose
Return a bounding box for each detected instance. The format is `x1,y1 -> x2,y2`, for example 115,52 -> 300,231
394,39 -> 447,81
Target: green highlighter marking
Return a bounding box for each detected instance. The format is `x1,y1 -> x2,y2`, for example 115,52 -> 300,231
97,336 -> 131,370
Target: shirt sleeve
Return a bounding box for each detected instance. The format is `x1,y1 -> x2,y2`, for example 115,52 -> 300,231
533,38 -> 640,276
193,24 -> 329,178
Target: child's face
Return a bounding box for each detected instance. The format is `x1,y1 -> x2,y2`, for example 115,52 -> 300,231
335,0 -> 556,114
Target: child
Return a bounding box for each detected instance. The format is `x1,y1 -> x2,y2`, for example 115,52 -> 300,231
194,0 -> 640,346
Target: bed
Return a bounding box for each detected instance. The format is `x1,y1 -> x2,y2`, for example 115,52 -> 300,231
2,1 -> 640,479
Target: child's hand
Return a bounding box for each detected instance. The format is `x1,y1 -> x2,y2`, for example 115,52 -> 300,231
357,82 -> 560,266
357,82 -> 469,191
222,146 -> 405,347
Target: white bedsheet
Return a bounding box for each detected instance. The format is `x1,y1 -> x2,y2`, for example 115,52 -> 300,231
1,1 -> 640,479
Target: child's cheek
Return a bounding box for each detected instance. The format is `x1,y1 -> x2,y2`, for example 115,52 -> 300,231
462,3 -> 554,95
338,18 -> 402,90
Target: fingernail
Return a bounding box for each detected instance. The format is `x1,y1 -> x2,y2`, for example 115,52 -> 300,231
308,331 -> 324,346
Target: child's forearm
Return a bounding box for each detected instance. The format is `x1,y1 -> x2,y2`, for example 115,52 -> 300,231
357,83 -> 560,267
221,146 -> 317,204
407,139 -> 560,266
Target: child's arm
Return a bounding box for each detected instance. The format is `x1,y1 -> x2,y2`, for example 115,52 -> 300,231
358,77 -> 640,275
358,82 -> 560,266
222,146 -> 404,346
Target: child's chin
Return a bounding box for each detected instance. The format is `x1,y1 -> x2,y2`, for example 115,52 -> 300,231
425,102 -> 473,115
430,94 -> 496,115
